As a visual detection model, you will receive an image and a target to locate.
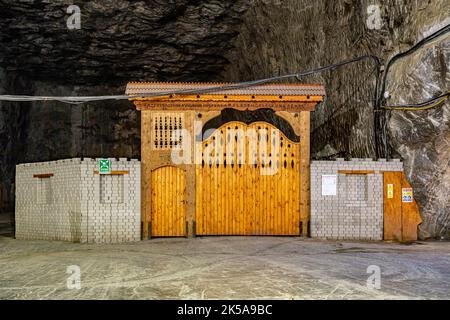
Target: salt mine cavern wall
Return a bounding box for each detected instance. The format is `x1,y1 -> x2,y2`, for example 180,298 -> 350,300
0,0 -> 449,239
222,0 -> 450,239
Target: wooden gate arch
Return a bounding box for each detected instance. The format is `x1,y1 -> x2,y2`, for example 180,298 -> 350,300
151,165 -> 187,237
195,121 -> 301,236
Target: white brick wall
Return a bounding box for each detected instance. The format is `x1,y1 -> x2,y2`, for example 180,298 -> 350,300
311,158 -> 403,241
15,158 -> 141,243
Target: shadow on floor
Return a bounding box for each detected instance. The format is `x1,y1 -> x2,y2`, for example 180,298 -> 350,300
0,212 -> 14,238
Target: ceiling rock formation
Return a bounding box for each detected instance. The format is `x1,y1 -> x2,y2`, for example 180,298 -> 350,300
0,0 -> 247,85
0,0 -> 247,211
0,0 -> 449,239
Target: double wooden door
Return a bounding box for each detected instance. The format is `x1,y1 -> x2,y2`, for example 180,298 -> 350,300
195,121 -> 301,236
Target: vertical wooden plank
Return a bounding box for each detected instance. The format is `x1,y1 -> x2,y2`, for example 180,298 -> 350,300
156,169 -> 162,236
167,168 -> 171,236
282,149 -> 288,236
251,123 -> 256,235
176,168 -> 180,236
207,149 -> 213,235
162,167 -> 167,236
203,159 -> 211,234
273,146 -> 279,236
218,143 -> 224,235
294,147 -> 301,235
203,152 -> 207,236
299,112 -> 310,236
154,169 -> 160,236
283,145 -> 288,236
264,129 -> 272,236
195,157 -> 201,235
174,167 -> 179,236
290,147 -> 295,235
174,168 -> 179,236
214,141 -> 219,235
233,127 -> 239,235
208,152 -> 213,235
287,150 -> 292,235
383,171 -> 403,241
229,127 -> 235,235
226,128 -> 231,235
251,124 -> 258,235
141,111 -> 152,239
256,140 -> 262,235
151,171 -> 156,237
240,126 -> 245,235
181,169 -> 187,236
168,168 -> 172,236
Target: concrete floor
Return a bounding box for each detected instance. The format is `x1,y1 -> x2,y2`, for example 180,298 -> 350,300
1,222 -> 450,300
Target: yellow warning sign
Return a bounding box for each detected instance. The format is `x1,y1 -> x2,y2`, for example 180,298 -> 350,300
387,184 -> 394,199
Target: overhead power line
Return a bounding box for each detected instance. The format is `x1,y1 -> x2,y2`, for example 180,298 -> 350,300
0,24 -> 448,111
382,91 -> 450,111
0,55 -> 380,105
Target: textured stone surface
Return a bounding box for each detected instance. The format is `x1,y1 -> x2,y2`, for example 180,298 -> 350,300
0,0 -> 247,85
0,235 -> 450,299
15,158 -> 141,243
310,159 -> 404,240
0,67 -> 27,211
386,41 -> 450,238
222,0 -> 450,238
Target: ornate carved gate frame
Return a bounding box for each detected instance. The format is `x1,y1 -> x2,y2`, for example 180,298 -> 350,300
126,82 -> 326,238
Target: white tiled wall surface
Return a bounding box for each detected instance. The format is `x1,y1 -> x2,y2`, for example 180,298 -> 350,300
310,158 -> 403,241
15,158 -> 141,243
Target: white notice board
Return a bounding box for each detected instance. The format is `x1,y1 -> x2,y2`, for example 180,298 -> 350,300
322,175 -> 337,196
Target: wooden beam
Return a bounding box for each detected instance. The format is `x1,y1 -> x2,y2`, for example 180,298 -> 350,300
33,173 -> 54,179
132,94 -> 324,103
141,111 -> 152,239
338,170 -> 376,175
93,171 -> 129,175
299,112 -> 310,237
134,101 -> 320,112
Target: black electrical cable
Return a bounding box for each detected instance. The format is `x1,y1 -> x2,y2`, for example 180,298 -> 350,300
382,91 -> 450,110
0,56 -> 381,104
380,23 -> 450,106
0,24 -> 447,110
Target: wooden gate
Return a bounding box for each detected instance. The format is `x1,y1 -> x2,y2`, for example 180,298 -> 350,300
151,166 -> 186,237
196,121 -> 301,236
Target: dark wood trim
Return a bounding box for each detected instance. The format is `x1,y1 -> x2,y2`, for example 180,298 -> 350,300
93,171 -> 129,175
134,101 -> 319,112
337,170 -> 376,175
33,173 -> 54,179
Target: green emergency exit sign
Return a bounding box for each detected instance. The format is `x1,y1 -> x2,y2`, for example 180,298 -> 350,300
98,159 -> 111,174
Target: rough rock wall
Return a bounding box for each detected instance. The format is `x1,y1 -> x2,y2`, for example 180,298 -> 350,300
0,0 -> 247,212
22,83 -> 140,164
222,0 -> 450,238
0,0 -> 247,85
387,39 -> 450,238
0,69 -> 27,211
